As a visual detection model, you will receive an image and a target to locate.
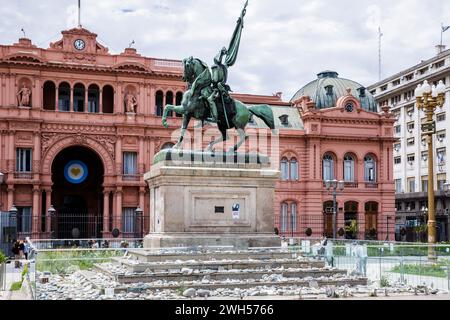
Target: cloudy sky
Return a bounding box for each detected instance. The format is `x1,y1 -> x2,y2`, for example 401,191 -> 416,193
0,0 -> 448,99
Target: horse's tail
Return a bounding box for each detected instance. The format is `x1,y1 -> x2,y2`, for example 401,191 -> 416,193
248,104 -> 275,130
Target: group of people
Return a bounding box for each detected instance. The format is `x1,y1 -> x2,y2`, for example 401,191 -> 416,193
11,239 -> 31,267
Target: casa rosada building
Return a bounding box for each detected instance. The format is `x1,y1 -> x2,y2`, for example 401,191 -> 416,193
0,26 -> 396,241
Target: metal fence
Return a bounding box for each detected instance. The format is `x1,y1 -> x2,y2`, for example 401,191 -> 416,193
277,215 -> 401,241
0,211 -> 149,256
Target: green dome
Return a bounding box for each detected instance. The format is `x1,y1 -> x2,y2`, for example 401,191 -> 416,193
291,71 -> 378,112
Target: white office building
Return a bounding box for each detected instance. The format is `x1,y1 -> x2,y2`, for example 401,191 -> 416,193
368,46 -> 450,242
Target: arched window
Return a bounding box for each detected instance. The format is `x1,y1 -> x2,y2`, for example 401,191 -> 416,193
323,154 -> 335,181
365,202 -> 379,240
290,158 -> 299,181
88,84 -> 99,113
73,83 -> 85,112
344,154 -> 355,182
364,155 -> 377,182
344,201 -> 358,240
156,91 -> 164,116
281,158 -> 289,181
58,82 -> 70,112
102,85 -> 114,114
161,142 -> 175,151
43,81 -> 56,110
291,202 -> 298,233
323,201 -> 334,238
280,202 -> 288,232
165,91 -> 174,117
176,92 -> 184,118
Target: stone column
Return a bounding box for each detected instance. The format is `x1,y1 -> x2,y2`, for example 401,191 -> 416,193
103,190 -> 110,234
116,82 -> 123,114
115,188 -> 123,231
33,77 -> 40,109
55,86 -> 59,111
8,130 -> 15,173
7,185 -> 14,211
70,87 -> 74,112
116,136 -> 123,177
85,87 -> 89,113
32,186 -> 41,234
99,89 -> 103,113
33,132 -> 40,179
45,189 -> 52,233
139,137 -> 145,174
149,85 -> 156,115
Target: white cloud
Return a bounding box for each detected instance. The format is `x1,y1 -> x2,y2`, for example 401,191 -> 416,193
0,0 -> 447,99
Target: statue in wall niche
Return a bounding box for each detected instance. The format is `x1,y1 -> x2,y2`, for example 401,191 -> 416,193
17,83 -> 31,107
161,0 -> 275,153
124,92 -> 138,113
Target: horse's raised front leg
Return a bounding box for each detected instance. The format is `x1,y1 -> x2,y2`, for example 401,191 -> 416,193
173,115 -> 191,150
228,129 -> 247,153
162,104 -> 185,128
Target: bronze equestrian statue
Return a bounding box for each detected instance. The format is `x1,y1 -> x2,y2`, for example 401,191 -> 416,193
162,0 -> 275,153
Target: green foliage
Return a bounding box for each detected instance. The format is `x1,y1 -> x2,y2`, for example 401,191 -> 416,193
380,276 -> 390,288
21,265 -> 28,280
0,252 -> 7,264
10,281 -> 22,291
345,220 -> 358,234
36,250 -> 123,275
390,262 -> 448,278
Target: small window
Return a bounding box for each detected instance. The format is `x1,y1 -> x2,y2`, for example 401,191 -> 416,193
16,148 -> 32,172
437,174 -> 447,191
406,106 -> 414,116
407,122 -> 415,132
395,180 -> 402,193
407,177 -> 415,193
421,151 -> 428,162
437,113 -> 446,122
122,208 -> 136,234
123,152 -> 137,175
394,157 -> 402,165
405,74 -> 414,81
407,138 -> 415,146
325,85 -> 334,96
381,85 -> 388,92
279,114 -> 289,126
394,143 -> 401,151
358,87 -> 366,97
437,148 -> 446,163
392,79 -> 400,86
407,154 -> 415,164
395,125 -> 401,134
433,60 -> 445,69
421,176 -> 428,192
437,130 -> 446,142
418,67 -> 428,75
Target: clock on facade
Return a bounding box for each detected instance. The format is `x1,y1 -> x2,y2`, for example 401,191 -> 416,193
345,102 -> 354,113
74,39 -> 86,51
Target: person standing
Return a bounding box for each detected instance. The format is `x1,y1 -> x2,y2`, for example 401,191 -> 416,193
23,239 -> 30,260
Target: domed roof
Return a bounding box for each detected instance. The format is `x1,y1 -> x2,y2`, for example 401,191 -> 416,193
291,71 -> 378,112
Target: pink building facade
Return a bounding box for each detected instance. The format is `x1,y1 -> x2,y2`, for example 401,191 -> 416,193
0,27 -> 396,241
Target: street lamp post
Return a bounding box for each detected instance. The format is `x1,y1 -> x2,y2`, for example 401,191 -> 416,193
47,205 -> 56,238
135,207 -> 143,239
325,180 -> 345,239
415,80 -> 446,260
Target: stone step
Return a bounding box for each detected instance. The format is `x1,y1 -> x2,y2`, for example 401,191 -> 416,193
114,269 -> 347,284
108,278 -> 368,294
127,249 -> 299,263
114,258 -> 325,273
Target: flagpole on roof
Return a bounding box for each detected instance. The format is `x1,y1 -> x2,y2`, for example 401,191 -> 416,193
441,22 -> 444,47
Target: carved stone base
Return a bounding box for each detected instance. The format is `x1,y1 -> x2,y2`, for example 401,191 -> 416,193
144,156 -> 280,249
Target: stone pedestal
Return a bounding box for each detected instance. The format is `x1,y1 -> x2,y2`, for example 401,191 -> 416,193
144,150 -> 281,249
